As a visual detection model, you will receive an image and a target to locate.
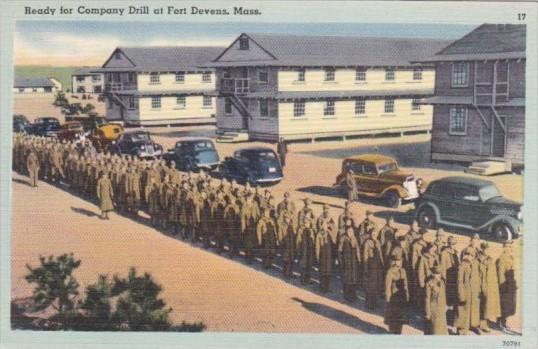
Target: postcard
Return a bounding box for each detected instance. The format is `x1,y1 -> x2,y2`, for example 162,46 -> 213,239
1,1 -> 537,348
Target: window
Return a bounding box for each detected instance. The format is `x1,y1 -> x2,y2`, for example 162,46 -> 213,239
32,88 -> 37,92
76,76 -> 85,82
412,98 -> 422,111
114,51 -> 121,60
452,62 -> 469,87
239,37 -> 249,50
324,101 -> 335,116
224,98 -> 233,115
258,70 -> 268,84
151,96 -> 161,109
413,67 -> 423,81
384,99 -> 395,113
127,73 -> 135,83
449,106 -> 467,134
356,67 -> 367,81
297,69 -> 305,82
175,72 -> 185,82
241,67 -> 249,78
176,96 -> 186,108
92,75 -> 102,82
202,72 -> 212,83
293,101 -> 305,117
385,68 -> 395,81
149,73 -> 160,84
259,100 -> 268,117
77,87 -> 85,93
128,96 -> 138,110
355,99 -> 366,115
18,88 -> 24,92
203,96 -> 212,108
324,68 -> 335,81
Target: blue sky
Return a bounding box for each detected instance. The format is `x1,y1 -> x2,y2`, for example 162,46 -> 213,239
15,21 -> 475,66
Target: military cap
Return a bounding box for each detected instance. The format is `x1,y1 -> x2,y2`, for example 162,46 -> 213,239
304,198 -> 312,204
448,236 -> 457,245
323,204 -> 330,211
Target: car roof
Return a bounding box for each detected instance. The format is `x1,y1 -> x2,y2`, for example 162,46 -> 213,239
175,137 -> 213,143
124,129 -> 149,134
432,176 -> 495,188
344,153 -> 396,164
236,146 -> 275,153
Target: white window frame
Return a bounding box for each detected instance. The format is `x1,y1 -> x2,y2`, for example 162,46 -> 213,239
412,98 -> 422,111
128,96 -> 138,110
202,72 -> 212,83
297,69 -> 305,82
385,68 -> 395,81
149,72 -> 160,84
175,72 -> 185,83
324,68 -> 335,82
258,70 -> 268,84
151,96 -> 161,109
452,62 -> 469,87
239,37 -> 249,50
92,75 -> 102,82
203,95 -> 212,108
293,101 -> 305,118
384,99 -> 395,114
355,99 -> 366,116
413,67 -> 423,81
176,96 -> 186,109
448,106 -> 468,135
355,67 -> 367,82
324,100 -> 335,116
259,99 -> 269,117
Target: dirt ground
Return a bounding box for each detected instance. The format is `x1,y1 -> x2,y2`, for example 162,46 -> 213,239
10,125 -> 523,334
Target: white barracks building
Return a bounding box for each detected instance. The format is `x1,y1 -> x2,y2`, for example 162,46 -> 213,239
208,33 -> 452,141
98,46 -> 224,126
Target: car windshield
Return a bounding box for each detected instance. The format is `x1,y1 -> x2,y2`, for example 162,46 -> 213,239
245,150 -> 276,161
377,162 -> 398,174
192,141 -> 214,152
479,184 -> 502,201
130,133 -> 150,142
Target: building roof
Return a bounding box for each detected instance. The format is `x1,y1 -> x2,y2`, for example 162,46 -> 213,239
211,33 -> 452,67
345,154 -> 396,164
99,46 -> 225,72
114,90 -> 210,97
242,89 -> 434,100
418,24 -> 526,62
72,67 -> 101,75
14,77 -> 55,88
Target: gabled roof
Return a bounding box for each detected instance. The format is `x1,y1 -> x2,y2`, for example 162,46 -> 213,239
100,46 -> 225,72
14,77 -> 55,88
211,33 -> 452,67
72,67 -> 101,75
418,24 -> 526,62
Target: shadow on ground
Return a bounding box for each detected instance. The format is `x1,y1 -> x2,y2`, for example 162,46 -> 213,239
292,297 -> 389,333
12,178 -> 33,187
71,207 -> 99,217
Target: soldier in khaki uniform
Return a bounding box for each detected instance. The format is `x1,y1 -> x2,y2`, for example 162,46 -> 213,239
315,221 -> 334,292
424,265 -> 448,335
277,212 -> 296,278
223,194 -> 241,256
26,148 -> 40,188
440,236 -> 459,310
357,210 -> 377,236
211,191 -> 227,253
297,198 -> 315,228
497,240 -> 517,331
277,192 -> 296,221
417,243 -> 439,315
478,242 -> 501,332
338,220 -> 360,302
411,227 -> 428,307
297,217 -> 316,285
363,227 -> 384,309
96,171 -> 114,219
455,250 -> 482,335
256,207 -> 278,269
241,194 -> 260,264
147,178 -> 160,227
384,255 -> 409,334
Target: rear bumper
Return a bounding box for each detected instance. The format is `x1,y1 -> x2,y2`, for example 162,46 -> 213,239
252,176 -> 283,184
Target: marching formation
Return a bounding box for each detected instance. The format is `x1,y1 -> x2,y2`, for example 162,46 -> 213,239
13,133 -> 518,335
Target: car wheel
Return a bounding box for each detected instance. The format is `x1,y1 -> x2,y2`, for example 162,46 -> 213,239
492,222 -> 513,242
385,190 -> 401,208
417,206 -> 436,229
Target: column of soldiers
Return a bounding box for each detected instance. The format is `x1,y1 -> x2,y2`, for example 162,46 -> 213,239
13,132 -> 518,335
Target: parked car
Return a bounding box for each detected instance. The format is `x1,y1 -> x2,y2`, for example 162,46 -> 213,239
13,114 -> 29,133
26,117 -> 61,137
109,129 -> 163,159
65,113 -> 107,133
88,123 -> 124,152
415,176 -> 523,241
334,154 -> 422,208
163,137 -> 220,172
56,121 -> 85,143
219,147 -> 283,186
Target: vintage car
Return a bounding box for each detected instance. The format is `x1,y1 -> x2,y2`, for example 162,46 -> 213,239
163,137 -> 220,172
219,147 -> 283,186
56,121 -> 85,143
334,154 -> 422,208
88,123 -> 124,152
65,113 -> 107,133
415,176 -> 522,241
109,129 -> 163,159
13,114 -> 29,133
26,117 -> 61,137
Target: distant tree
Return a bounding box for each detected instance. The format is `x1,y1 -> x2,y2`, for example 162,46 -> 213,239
61,102 -> 83,116
82,103 -> 96,114
52,91 -> 69,108
111,267 -> 172,331
25,254 -> 81,316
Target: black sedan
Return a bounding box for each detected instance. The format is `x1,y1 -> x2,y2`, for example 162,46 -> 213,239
163,137 -> 220,172
26,117 -> 61,137
109,130 -> 163,159
219,147 -> 283,186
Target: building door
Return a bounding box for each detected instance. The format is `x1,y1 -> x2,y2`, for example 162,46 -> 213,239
492,115 -> 506,158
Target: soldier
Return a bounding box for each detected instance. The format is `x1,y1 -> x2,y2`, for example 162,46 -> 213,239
257,207 -> 278,269
384,255 -> 409,334
417,243 -> 439,314
211,191 -> 227,253
433,229 -> 447,256
424,265 -> 448,335
362,227 -> 384,309
178,182 -> 189,236
26,148 -> 40,188
278,212 -> 296,278
411,227 -> 428,306
379,216 -> 397,258
337,201 -> 355,243
440,236 -> 459,310
497,241 -> 517,331
159,175 -> 174,229
277,137 -> 287,168
357,210 -> 377,236
297,217 -> 316,285
223,194 -> 241,256
338,220 -> 360,302
297,198 -> 315,227
241,194 -> 260,264
478,242 -> 501,333
315,221 -> 334,292
190,188 -> 203,242
50,145 -> 64,183
346,168 -> 358,202
146,178 -> 160,227
461,233 -> 481,260
277,192 -> 296,220
455,250 -> 482,335
316,204 -> 333,234
96,171 -> 114,220
168,183 -> 180,235
127,167 -> 141,217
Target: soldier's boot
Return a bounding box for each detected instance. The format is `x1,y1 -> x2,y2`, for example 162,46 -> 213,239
457,328 -> 469,335
480,320 -> 491,333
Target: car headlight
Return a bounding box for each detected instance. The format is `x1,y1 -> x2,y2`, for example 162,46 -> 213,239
416,178 -> 423,187
517,209 -> 523,221
140,145 -> 146,150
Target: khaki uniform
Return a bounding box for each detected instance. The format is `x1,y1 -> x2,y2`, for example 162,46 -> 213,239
384,265 -> 409,334
455,258 -> 481,333
424,276 -> 448,335
315,229 -> 333,292
256,216 -> 278,268
26,151 -> 40,187
497,251 -> 517,326
363,237 -> 384,309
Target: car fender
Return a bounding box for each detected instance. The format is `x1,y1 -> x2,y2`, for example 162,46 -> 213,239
415,201 -> 441,220
479,215 -> 522,233
379,185 -> 408,199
